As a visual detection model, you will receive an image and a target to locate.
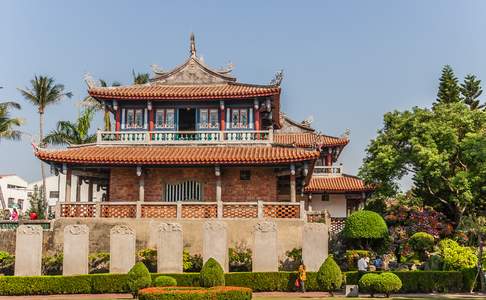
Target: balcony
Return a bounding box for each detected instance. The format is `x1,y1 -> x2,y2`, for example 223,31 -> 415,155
96,130 -> 273,145
313,165 -> 343,177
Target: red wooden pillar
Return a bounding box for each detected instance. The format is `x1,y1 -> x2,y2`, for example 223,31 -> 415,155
220,107 -> 225,131
254,109 -> 260,131
325,149 -> 333,166
115,109 -> 121,131
149,109 -> 154,131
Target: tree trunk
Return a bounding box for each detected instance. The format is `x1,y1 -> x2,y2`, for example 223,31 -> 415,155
479,235 -> 485,292
39,112 -> 48,219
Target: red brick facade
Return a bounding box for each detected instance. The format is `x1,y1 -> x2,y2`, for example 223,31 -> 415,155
109,167 -> 278,202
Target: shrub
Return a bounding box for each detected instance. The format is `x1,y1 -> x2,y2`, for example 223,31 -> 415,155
438,239 -> 478,270
184,251 -> 203,272
199,258 -> 225,287
345,250 -> 371,271
138,286 -> 252,300
154,276 -> 177,287
0,251 -> 15,275
409,232 -> 434,260
138,248 -> 157,273
279,248 -> 302,271
358,272 -> 402,297
42,253 -> 63,275
316,256 -> 342,295
127,262 -> 152,297
229,245 -> 252,272
343,210 -> 388,250
152,273 -> 200,287
88,252 -> 110,274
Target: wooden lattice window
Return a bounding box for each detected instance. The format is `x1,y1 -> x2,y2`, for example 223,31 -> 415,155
165,181 -> 202,202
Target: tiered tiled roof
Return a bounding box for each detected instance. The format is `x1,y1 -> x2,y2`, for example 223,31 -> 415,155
35,145 -> 320,165
88,83 -> 281,101
274,133 -> 349,148
304,175 -> 372,193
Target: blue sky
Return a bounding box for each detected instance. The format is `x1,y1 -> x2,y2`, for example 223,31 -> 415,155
1,1 -> 486,184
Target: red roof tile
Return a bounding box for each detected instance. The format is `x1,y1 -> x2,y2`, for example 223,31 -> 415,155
88,83 -> 280,100
36,145 -> 319,166
305,175 -> 373,193
273,133 -> 349,147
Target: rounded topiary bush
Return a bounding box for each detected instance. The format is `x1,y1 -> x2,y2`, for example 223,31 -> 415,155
199,258 -> 225,287
154,276 -> 177,287
127,262 -> 152,297
409,232 -> 435,260
358,272 -> 402,297
343,210 -> 388,240
316,256 -> 342,295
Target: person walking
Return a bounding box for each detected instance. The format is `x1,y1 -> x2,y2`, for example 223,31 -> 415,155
297,264 -> 307,293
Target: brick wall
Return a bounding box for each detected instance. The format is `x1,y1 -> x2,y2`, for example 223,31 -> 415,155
108,167 -> 278,202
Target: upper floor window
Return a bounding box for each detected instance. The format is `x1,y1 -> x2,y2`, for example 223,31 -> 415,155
155,109 -> 175,129
199,109 -> 219,129
231,108 -> 248,129
126,109 -> 144,129
7,198 -> 14,208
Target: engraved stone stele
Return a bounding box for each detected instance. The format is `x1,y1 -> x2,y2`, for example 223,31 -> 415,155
252,221 -> 278,272
110,225 -> 136,273
302,223 -> 329,271
157,223 -> 183,273
14,225 -> 43,276
63,224 -> 89,275
202,221 -> 228,272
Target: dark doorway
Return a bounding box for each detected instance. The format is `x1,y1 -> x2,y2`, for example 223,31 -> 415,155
178,108 -> 196,131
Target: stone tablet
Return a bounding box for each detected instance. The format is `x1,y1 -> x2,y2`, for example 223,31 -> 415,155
110,225 -> 136,273
252,221 -> 278,272
63,224 -> 89,275
157,223 -> 183,273
203,221 -> 228,272
14,225 -> 43,276
302,223 -> 328,271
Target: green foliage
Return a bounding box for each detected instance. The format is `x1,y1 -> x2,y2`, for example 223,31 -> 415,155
88,252 -> 110,274
461,74 -> 485,110
409,232 -> 435,260
199,258 -> 225,287
42,253 -> 63,275
316,256 -> 342,293
343,210 -> 388,240
436,65 -> 461,104
138,286 -> 252,300
228,245 -> 252,272
43,108 -> 97,146
127,262 -> 152,297
0,100 -> 22,141
345,250 -> 370,271
279,248 -> 302,271
184,251 -> 203,272
438,239 -> 478,270
27,185 -> 47,220
359,272 -> 402,297
138,248 -> 157,273
154,276 -> 177,287
0,251 -> 14,275
359,100 -> 486,224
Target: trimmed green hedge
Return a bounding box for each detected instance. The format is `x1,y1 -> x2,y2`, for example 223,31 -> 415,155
139,286 -> 252,300
0,270 -> 468,295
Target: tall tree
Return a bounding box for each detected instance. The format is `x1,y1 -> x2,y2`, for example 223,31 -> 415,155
460,74 -> 485,110
82,79 -> 120,131
132,70 -> 150,84
458,215 -> 486,292
359,102 -> 486,224
43,108 -> 97,146
18,76 -> 72,204
436,65 -> 461,104
0,101 -> 23,141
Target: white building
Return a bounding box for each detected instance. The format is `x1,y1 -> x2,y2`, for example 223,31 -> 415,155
0,174 -> 29,213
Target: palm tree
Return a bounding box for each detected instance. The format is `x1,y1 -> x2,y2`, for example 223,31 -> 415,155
132,70 -> 150,84
0,101 -> 23,141
82,79 -> 120,131
18,75 -> 72,203
43,108 -> 97,145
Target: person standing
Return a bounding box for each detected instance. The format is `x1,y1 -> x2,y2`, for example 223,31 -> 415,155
357,256 -> 368,272
298,264 -> 307,292
11,208 -> 19,221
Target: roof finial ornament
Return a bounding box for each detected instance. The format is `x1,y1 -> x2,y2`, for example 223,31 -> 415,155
83,72 -> 97,88
341,128 -> 351,139
270,69 -> 284,86
190,32 -> 196,57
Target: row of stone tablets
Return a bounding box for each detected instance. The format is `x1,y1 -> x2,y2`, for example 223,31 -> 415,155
14,221 -> 328,276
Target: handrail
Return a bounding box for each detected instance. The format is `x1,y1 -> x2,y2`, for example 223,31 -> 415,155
313,165 -> 343,176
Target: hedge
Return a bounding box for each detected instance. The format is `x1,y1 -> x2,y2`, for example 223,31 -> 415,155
0,271 -> 468,295
139,286 -> 252,300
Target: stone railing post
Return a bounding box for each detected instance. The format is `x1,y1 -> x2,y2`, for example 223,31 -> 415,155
217,202 -> 223,219
54,202 -> 61,219
257,200 -> 264,219
136,203 -> 142,218
95,202 -> 101,218
299,201 -> 306,220
176,202 -> 182,219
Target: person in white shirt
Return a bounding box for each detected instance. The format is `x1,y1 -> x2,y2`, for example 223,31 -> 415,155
357,256 -> 368,271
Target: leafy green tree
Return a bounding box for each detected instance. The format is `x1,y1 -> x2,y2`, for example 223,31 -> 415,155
436,65 -> 461,104
43,108 -> 96,146
342,210 -> 388,250
132,70 -> 150,84
82,79 -> 120,131
18,76 -> 72,206
458,215 -> 486,292
0,101 -> 22,141
359,102 -> 486,224
408,232 -> 435,261
127,262 -> 151,297
461,74 -> 485,110
27,185 -> 48,219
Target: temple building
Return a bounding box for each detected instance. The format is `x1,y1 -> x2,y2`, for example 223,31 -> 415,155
35,34 -> 372,228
